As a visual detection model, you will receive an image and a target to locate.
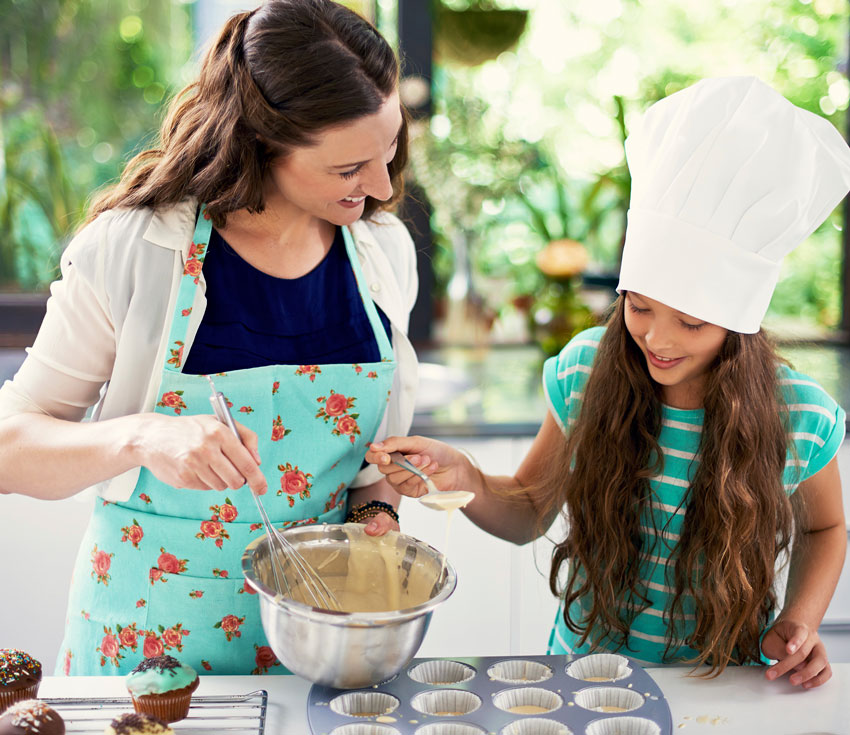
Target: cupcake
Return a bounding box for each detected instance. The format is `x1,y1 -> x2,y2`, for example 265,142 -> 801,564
0,700 -> 64,735
125,656 -> 198,724
0,651 -> 42,711
104,713 -> 174,735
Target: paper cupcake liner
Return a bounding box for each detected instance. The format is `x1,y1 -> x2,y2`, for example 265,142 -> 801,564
565,654 -> 632,683
573,686 -> 644,714
410,689 -> 482,716
487,660 -> 554,685
585,716 -> 662,735
499,718 -> 572,735
330,724 -> 402,735
414,723 -> 488,735
329,692 -> 400,718
0,682 -> 40,712
491,687 -> 563,715
131,678 -> 199,724
408,661 -> 476,686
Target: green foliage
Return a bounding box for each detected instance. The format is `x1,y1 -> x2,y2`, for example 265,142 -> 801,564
415,0 -> 848,331
0,0 -> 193,290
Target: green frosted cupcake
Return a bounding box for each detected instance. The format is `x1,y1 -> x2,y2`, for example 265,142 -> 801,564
125,656 -> 198,724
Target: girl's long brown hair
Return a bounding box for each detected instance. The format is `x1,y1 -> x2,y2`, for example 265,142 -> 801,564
87,0 -> 407,228
544,296 -> 794,675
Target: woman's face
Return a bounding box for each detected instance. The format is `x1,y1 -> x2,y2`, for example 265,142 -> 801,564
623,291 -> 728,408
265,91 -> 403,226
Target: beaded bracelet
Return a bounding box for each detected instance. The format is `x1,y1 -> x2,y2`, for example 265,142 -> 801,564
345,500 -> 400,524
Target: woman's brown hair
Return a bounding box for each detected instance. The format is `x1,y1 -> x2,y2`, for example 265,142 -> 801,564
543,295 -> 794,675
87,0 -> 407,227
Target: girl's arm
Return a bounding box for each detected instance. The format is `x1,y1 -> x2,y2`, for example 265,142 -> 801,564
762,456 -> 846,688
366,411 -> 566,545
0,411 -> 268,500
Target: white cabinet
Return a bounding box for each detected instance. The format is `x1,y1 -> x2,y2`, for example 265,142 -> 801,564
403,437 -> 562,658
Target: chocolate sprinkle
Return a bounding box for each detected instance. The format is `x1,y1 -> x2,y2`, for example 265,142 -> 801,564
131,656 -> 181,676
109,712 -> 168,734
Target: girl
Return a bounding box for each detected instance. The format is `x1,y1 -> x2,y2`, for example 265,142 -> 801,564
368,76 -> 850,689
0,0 -> 417,674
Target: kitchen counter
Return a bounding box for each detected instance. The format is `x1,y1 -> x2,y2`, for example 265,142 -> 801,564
38,666 -> 848,734
412,342 -> 850,437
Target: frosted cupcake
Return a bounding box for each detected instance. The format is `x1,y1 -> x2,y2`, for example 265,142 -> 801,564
0,699 -> 64,735
125,656 -> 198,723
0,651 -> 42,711
104,712 -> 174,735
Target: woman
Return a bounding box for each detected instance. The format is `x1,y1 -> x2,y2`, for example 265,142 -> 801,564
0,0 -> 417,675
368,77 -> 849,689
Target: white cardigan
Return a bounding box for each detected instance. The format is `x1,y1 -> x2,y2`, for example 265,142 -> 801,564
0,200 -> 419,500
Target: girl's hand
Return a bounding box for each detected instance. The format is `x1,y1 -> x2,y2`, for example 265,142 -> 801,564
761,619 -> 831,689
128,412 -> 268,495
359,512 -> 400,537
366,436 -> 473,499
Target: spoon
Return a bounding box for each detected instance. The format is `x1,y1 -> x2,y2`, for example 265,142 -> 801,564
388,452 -> 474,511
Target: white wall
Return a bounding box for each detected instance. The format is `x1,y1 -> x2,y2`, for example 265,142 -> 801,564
1,438 -> 849,671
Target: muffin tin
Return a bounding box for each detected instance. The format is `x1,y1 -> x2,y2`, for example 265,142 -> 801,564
306,654 -> 671,735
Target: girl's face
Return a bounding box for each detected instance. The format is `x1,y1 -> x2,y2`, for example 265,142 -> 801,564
623,291 -> 728,408
264,91 -> 403,226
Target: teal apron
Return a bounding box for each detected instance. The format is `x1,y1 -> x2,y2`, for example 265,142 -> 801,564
57,206 -> 396,675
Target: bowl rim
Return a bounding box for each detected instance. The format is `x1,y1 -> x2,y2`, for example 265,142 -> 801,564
240,523 -> 458,625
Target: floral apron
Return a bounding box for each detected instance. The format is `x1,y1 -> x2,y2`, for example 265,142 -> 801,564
57,206 -> 396,676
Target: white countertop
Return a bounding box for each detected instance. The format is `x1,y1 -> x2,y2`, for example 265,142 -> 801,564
38,664 -> 847,734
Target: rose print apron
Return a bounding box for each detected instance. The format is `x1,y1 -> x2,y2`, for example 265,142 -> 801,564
57,205 -> 396,676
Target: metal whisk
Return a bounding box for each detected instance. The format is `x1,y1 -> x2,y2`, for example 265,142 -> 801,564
205,376 -> 341,611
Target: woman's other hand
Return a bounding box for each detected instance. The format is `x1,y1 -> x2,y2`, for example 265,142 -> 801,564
762,618 -> 831,689
127,412 -> 268,495
360,511 -> 400,537
366,436 -> 473,499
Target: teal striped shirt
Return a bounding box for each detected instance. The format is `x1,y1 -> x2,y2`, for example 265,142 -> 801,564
544,326 -> 846,665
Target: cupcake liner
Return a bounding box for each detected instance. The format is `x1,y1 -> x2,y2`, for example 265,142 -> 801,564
0,682 -> 40,712
487,660 -> 554,685
491,687 -> 563,715
131,677 -> 199,723
329,724 -> 402,735
329,692 -> 400,718
500,718 -> 572,735
573,686 -> 644,714
565,654 -> 631,683
585,716 -> 662,735
414,723 -> 488,735
410,689 -> 482,717
408,661 -> 476,686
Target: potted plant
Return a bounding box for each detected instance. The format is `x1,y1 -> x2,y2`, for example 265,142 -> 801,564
434,0 -> 529,67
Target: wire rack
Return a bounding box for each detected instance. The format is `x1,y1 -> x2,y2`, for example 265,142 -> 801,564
45,690 -> 268,734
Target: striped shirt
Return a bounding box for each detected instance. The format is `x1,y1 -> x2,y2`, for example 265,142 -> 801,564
543,326 -> 846,665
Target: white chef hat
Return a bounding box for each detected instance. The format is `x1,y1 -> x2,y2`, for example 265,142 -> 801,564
617,76 -> 850,333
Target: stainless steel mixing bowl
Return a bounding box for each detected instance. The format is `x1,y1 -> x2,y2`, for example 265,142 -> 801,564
241,523 -> 457,689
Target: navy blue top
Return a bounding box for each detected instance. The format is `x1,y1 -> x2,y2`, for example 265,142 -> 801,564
182,227 -> 392,375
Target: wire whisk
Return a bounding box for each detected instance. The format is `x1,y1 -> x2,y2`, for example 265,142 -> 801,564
205,375 -> 341,611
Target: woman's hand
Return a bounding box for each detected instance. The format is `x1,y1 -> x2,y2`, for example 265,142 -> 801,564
127,412 -> 268,495
762,618 -> 831,689
359,511 -> 400,537
365,436 -> 475,499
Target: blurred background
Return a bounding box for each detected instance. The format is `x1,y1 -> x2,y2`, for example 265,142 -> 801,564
1,0 -> 849,349
3,0 -> 850,665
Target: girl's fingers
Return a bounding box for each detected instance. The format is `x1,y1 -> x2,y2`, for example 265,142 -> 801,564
766,645 -> 808,681
785,626 -> 808,655
802,663 -> 832,689
789,644 -> 828,686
